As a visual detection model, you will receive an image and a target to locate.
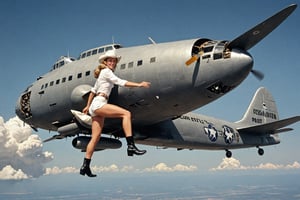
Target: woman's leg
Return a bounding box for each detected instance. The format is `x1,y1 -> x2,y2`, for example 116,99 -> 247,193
94,104 -> 132,137
80,116 -> 104,177
85,116 -> 104,158
94,104 -> 146,156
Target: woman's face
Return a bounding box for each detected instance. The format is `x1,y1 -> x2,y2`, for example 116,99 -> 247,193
105,57 -> 117,70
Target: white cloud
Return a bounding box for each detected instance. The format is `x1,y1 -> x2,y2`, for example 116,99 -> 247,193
0,165 -> 28,180
45,166 -> 78,175
45,164 -> 136,175
144,162 -> 198,172
210,157 -> 300,171
0,116 -> 54,180
44,163 -> 198,175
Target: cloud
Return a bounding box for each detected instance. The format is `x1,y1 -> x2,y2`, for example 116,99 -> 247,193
44,163 -> 198,175
144,163 -> 198,172
210,157 -> 300,171
45,166 -> 78,175
45,164 -> 136,175
0,116 -> 54,180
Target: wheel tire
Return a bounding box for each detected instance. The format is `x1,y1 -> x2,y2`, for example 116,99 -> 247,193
226,150 -> 232,158
258,148 -> 264,156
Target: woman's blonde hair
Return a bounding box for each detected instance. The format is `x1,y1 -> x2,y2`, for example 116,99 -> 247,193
94,63 -> 107,78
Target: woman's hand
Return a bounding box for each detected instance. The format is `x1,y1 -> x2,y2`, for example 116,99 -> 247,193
139,81 -> 151,88
82,106 -> 89,114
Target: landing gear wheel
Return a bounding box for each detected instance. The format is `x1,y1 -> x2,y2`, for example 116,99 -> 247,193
225,150 -> 232,158
258,148 -> 264,156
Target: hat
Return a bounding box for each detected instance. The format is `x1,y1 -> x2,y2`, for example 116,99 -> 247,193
98,50 -> 121,63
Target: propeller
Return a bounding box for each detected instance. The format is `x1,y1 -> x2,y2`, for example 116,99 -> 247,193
251,69 -> 264,81
228,4 -> 297,50
185,54 -> 200,66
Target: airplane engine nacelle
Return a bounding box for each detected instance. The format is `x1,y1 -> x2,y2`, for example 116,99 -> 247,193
57,123 -> 80,137
71,84 -> 92,109
72,136 -> 122,151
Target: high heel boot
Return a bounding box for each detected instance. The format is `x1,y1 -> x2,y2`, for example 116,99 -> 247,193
126,136 -> 147,156
80,158 -> 97,177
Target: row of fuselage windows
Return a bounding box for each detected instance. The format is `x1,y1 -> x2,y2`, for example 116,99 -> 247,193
40,57 -> 157,90
40,71 -> 91,90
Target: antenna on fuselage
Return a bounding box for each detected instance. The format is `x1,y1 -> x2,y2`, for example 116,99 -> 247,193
148,37 -> 156,45
112,36 -> 115,44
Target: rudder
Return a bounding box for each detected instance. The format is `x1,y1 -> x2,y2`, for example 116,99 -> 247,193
236,87 -> 279,126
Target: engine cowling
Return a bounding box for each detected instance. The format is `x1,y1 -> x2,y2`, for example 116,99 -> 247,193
72,136 -> 122,151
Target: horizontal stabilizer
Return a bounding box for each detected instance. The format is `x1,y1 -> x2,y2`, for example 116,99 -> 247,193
275,128 -> 293,134
237,116 -> 300,134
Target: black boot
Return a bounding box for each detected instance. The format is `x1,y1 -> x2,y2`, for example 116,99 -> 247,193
80,158 -> 97,177
126,136 -> 147,156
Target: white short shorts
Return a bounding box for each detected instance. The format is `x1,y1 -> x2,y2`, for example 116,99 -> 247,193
89,96 -> 107,117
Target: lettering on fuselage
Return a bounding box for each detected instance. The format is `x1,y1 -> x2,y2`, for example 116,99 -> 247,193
180,115 -> 239,144
180,115 -> 208,125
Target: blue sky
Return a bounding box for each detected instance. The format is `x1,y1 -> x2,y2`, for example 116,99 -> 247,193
1,0 -> 300,180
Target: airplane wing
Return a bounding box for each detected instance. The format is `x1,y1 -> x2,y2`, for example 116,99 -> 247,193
237,116 -> 300,134
43,134 -> 67,142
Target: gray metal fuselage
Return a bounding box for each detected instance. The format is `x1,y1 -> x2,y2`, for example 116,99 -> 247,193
17,38 -> 253,132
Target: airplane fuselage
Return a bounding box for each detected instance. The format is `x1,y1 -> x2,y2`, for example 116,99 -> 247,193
16,38 -> 253,132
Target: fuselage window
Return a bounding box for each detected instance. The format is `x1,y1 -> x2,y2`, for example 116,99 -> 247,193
81,53 -> 86,59
62,77 -> 66,83
137,60 -> 143,66
98,48 -> 104,53
85,71 -> 90,76
202,55 -> 211,59
120,64 -> 126,70
50,81 -> 54,86
150,57 -> 156,63
68,75 -> 73,81
86,51 -> 91,57
59,61 -> 65,67
92,49 -> 97,55
105,46 -> 113,51
41,85 -> 44,90
77,73 -> 82,79
45,83 -> 48,88
128,62 -> 134,68
56,79 -> 60,85
213,53 -> 223,60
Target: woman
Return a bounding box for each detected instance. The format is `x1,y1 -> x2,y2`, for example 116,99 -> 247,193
80,50 -> 151,177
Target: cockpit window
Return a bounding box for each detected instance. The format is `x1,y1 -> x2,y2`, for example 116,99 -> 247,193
203,46 -> 214,53
105,46 -> 113,51
92,49 -> 98,55
114,44 -> 122,49
98,48 -> 104,53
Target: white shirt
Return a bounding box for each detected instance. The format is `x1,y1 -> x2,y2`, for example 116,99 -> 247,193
91,68 -> 127,96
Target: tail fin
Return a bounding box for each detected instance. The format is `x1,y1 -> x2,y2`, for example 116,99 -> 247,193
236,87 -> 279,126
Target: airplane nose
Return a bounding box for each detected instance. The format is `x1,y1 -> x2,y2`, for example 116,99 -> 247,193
15,96 -> 24,120
15,90 -> 32,121
230,49 -> 254,80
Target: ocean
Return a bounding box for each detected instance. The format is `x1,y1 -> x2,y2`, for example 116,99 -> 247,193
1,172 -> 300,200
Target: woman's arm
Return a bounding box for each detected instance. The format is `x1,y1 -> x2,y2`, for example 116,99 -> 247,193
105,69 -> 150,88
125,81 -> 151,88
82,92 -> 96,114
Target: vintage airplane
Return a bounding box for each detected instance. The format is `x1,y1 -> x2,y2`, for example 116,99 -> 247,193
15,4 -> 300,158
